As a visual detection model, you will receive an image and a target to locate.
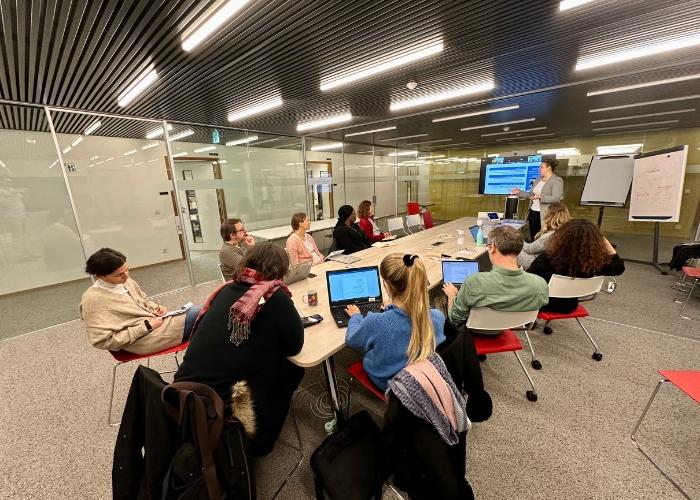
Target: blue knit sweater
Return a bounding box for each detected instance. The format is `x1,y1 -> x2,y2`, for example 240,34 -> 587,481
346,305 -> 446,391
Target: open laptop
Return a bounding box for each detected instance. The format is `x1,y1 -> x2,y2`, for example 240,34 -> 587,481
284,260 -> 313,285
326,266 -> 383,327
442,260 -> 480,289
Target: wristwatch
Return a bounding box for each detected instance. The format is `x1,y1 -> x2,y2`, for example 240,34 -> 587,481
144,320 -> 153,332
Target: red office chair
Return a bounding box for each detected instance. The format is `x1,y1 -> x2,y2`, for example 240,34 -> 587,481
631,370 -> 700,499
422,211 -> 434,229
406,202 -> 420,215
674,266 -> 700,319
108,341 -> 189,426
347,361 -> 386,401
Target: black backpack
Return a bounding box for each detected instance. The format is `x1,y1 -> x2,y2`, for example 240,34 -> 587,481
161,382 -> 255,500
310,411 -> 389,500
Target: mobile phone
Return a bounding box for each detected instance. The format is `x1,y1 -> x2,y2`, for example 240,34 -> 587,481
308,273 -> 317,278
301,314 -> 323,328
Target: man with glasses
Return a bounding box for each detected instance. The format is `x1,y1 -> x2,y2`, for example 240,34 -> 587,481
219,218 -> 256,281
442,226 -> 548,332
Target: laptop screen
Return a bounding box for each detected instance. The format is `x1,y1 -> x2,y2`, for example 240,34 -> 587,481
326,266 -> 382,305
442,260 -> 480,286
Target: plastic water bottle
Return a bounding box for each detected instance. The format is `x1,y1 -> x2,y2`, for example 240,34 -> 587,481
455,230 -> 465,251
476,227 -> 484,247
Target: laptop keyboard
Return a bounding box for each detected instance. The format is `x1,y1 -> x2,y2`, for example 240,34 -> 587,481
331,302 -> 383,324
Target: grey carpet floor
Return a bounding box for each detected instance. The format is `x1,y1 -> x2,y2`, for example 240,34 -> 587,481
1,266 -> 699,500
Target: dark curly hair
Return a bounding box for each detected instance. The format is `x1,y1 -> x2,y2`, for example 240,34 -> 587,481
546,219 -> 610,277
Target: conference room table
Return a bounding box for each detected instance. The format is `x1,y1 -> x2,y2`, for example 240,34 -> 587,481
287,216 -> 487,422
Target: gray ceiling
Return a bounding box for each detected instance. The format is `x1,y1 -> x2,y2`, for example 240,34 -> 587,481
1,0 -> 700,149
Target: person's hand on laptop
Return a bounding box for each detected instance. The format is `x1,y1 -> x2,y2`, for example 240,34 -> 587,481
345,305 -> 361,317
442,283 -> 458,301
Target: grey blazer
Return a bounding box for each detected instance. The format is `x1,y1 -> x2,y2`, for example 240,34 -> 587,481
517,174 -> 564,224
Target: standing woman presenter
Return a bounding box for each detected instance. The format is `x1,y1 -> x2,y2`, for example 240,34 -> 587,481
511,158 -> 564,241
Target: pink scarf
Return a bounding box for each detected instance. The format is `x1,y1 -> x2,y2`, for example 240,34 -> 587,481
228,268 -> 291,345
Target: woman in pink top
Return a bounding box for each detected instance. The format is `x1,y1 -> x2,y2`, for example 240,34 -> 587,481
285,212 -> 323,266
357,200 -> 390,243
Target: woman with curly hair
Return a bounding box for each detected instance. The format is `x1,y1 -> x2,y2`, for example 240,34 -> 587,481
528,219 -> 624,313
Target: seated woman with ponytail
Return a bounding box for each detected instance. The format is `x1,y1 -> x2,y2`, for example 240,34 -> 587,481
345,253 -> 446,391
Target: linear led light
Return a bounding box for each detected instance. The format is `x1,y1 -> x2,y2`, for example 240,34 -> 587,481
496,133 -> 556,141
84,120 -> 101,135
559,0 -> 595,11
432,104 -> 519,123
587,74 -> 700,96
146,124 -> 173,139
344,126 -> 397,137
321,42 -> 444,91
170,129 -> 195,141
123,149 -> 137,156
62,146 -> 72,154
0,160 -> 6,168
487,153 -> 499,157
194,146 -> 217,153
297,113 -> 352,132
118,64 -> 158,107
537,147 -> 579,156
141,142 -> 159,150
48,160 -> 58,169
391,81 -> 494,111
310,142 -> 343,151
228,98 -> 283,121
437,141 -> 472,148
172,152 -> 188,158
596,144 -> 642,154
71,136 -> 84,147
389,150 -> 418,157
482,126 -> 547,137
407,139 -> 452,145
594,127 -> 670,137
226,135 -> 259,146
589,94 -> 700,113
460,118 -> 535,131
592,119 -> 679,131
576,33 -> 700,71
182,0 -> 252,52
379,134 -> 428,141
418,154 -> 446,159
590,109 -> 694,123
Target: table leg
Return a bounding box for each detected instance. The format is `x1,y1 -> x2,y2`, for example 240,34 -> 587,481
323,356 -> 345,425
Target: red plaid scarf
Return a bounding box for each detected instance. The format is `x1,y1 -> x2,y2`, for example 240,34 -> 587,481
228,267 -> 291,345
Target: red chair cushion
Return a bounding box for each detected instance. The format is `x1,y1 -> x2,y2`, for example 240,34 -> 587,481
658,370 -> 700,404
472,329 -> 523,355
347,361 -> 386,401
682,266 -> 700,279
538,305 -> 589,321
422,211 -> 434,229
110,341 -> 190,363
407,202 -> 420,215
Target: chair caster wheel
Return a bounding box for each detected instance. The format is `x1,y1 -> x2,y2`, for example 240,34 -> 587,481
477,354 -> 487,362
543,326 -> 553,335
531,360 -> 542,370
526,391 -> 538,402
592,352 -> 603,361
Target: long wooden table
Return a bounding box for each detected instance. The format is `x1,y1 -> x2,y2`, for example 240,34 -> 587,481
287,216 -> 486,420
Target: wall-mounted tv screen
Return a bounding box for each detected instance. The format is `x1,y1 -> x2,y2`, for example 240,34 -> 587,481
479,154 -> 551,195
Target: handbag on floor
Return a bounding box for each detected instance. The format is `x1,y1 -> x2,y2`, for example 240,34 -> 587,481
310,411 -> 389,500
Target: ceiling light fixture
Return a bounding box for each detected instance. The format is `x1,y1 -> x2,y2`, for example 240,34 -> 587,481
141,142 -> 159,150
62,146 -> 72,154
537,147 -> 580,156
228,98 -> 283,121
389,150 -> 418,157
117,64 -> 158,107
589,94 -> 700,113
432,104 -> 519,123
172,152 -> 188,158
169,129 -> 195,141
460,118 -> 535,131
225,135 -> 259,146
482,126 -> 547,137
586,73 -> 700,96
146,124 -> 172,139
84,120 -> 101,135
124,149 -> 137,156
495,133 -> 556,141
193,146 -> 217,153
407,139 -> 452,145
344,126 -> 397,137
182,0 -> 252,52
594,127 -> 670,136
310,142 -> 343,151
576,33 -> 700,71
596,144 -> 643,154
559,0 -> 596,11
321,42 -> 444,91
391,81 -> 494,111
590,108 -> 694,123
71,136 -> 83,147
592,119 -> 679,131
297,113 -> 352,132
379,134 -> 429,141
418,154 -> 446,159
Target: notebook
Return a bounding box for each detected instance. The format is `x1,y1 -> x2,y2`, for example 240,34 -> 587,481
283,260 -> 313,285
441,260 -> 480,288
326,266 -> 383,327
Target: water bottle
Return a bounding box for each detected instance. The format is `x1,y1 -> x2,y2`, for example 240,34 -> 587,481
476,227 -> 484,247
455,230 -> 465,251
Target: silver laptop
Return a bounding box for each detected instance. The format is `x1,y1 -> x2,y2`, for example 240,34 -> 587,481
284,260 -> 313,285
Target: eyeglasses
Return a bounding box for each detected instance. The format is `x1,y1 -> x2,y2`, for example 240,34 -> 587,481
235,227 -> 246,233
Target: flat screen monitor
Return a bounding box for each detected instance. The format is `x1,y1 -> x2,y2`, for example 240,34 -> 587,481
479,154 -> 552,195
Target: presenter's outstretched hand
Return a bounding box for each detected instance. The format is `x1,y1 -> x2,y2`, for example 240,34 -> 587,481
510,188 -> 520,195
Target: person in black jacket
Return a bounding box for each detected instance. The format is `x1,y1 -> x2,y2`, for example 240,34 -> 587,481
333,204 -> 370,254
175,243 -> 304,456
528,219 -> 625,313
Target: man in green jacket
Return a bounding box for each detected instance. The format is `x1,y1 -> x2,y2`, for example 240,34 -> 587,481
443,225 -> 548,330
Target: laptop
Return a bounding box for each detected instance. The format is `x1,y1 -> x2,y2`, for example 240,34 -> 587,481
469,224 -> 488,244
325,249 -> 361,265
326,266 -> 384,327
284,260 -> 313,285
442,260 -> 480,289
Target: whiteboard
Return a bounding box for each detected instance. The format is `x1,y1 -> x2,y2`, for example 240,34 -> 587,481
629,145 -> 688,222
580,154 -> 634,207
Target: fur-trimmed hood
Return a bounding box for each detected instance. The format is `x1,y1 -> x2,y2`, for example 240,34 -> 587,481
229,381 -> 256,437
